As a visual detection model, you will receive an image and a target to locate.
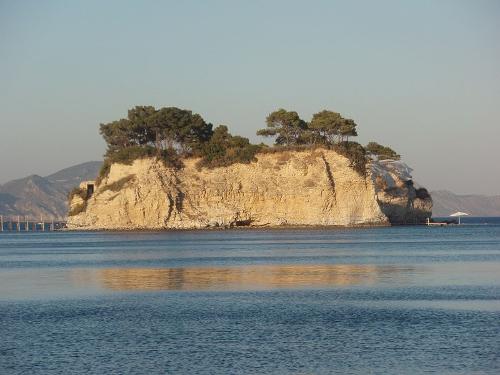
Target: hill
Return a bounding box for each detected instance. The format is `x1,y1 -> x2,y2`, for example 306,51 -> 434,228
0,162 -> 102,220
431,190 -> 500,217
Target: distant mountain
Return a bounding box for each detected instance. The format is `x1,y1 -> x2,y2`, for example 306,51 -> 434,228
0,161 -> 102,220
45,161 -> 103,192
431,190 -> 500,217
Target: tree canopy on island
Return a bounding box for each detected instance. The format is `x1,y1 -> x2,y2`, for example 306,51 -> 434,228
365,142 -> 400,160
256,109 -> 309,145
309,110 -> 357,144
257,109 -> 358,146
100,106 -> 213,155
97,106 -> 261,182
198,125 -> 261,168
96,105 -> 401,182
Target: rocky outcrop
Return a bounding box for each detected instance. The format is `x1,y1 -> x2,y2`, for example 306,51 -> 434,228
371,159 -> 433,224
67,149 -> 432,230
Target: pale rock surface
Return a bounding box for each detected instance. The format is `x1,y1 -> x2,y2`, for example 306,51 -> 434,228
67,149 -> 432,230
371,159 -> 433,224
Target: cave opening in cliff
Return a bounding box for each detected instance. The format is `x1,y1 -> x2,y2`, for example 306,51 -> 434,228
86,184 -> 95,199
234,219 -> 253,227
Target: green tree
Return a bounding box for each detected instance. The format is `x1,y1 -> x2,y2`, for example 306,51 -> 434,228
100,106 -> 158,155
257,109 -> 307,145
100,106 -> 213,167
333,141 -> 367,175
127,105 -> 157,145
200,125 -> 260,167
145,107 -> 212,154
309,110 -> 358,144
99,118 -> 136,153
172,110 -> 213,153
338,118 -> 358,142
365,142 -> 400,160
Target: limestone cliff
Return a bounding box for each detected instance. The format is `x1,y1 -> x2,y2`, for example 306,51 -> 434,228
67,149 -> 432,230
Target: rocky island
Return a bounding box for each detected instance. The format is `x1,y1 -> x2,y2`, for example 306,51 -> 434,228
67,106 -> 432,230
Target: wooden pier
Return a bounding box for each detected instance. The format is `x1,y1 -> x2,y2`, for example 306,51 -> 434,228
426,218 -> 457,226
0,215 -> 66,232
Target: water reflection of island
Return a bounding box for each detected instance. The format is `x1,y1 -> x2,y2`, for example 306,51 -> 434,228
79,264 -> 415,291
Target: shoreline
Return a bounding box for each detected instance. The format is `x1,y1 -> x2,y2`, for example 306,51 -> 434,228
62,222 -> 409,232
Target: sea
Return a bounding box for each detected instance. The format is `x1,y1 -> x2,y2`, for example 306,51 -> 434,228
1,217 -> 499,374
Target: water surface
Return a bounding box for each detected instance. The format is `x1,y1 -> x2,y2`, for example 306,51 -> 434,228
1,220 -> 499,374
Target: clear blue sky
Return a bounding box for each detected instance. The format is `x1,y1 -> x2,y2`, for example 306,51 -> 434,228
1,0 -> 499,194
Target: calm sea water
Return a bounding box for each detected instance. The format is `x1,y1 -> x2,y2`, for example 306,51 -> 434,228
1,218 -> 499,374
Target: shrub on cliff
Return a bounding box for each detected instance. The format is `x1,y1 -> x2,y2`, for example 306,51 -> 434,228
105,145 -> 157,165
333,141 -> 368,176
95,106 -> 400,178
415,187 -> 431,200
68,187 -> 87,201
257,144 -> 319,154
98,175 -> 136,193
198,125 -> 261,168
96,161 -> 112,186
67,187 -> 89,216
68,202 -> 87,216
365,142 -> 400,160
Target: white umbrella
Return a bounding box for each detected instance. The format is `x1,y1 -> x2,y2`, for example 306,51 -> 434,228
450,211 -> 469,224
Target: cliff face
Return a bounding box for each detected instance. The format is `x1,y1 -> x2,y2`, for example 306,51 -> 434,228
371,160 -> 433,224
67,149 -> 431,230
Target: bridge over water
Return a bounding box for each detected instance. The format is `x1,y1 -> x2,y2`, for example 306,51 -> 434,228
0,216 -> 66,231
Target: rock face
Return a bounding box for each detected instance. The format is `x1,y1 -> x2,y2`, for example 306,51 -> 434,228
371,159 -> 433,224
67,149 -> 432,230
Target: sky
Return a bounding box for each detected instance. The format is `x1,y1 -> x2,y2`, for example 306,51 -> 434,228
0,0 -> 499,195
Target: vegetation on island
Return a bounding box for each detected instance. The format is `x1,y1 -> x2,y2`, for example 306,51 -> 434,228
68,202 -> 87,216
365,142 -> 400,161
415,187 -> 431,199
67,187 -> 90,216
256,109 -> 367,174
96,105 -> 401,183
257,109 -> 357,146
97,106 -> 260,182
197,125 -> 261,168
68,186 -> 87,201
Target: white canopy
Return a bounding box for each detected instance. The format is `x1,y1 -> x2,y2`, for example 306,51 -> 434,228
449,211 -> 469,224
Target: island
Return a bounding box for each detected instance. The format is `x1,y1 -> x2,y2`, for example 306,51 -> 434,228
67,106 -> 432,230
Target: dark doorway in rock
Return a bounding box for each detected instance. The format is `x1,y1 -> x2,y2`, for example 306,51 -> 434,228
86,184 -> 95,198
235,219 -> 252,227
